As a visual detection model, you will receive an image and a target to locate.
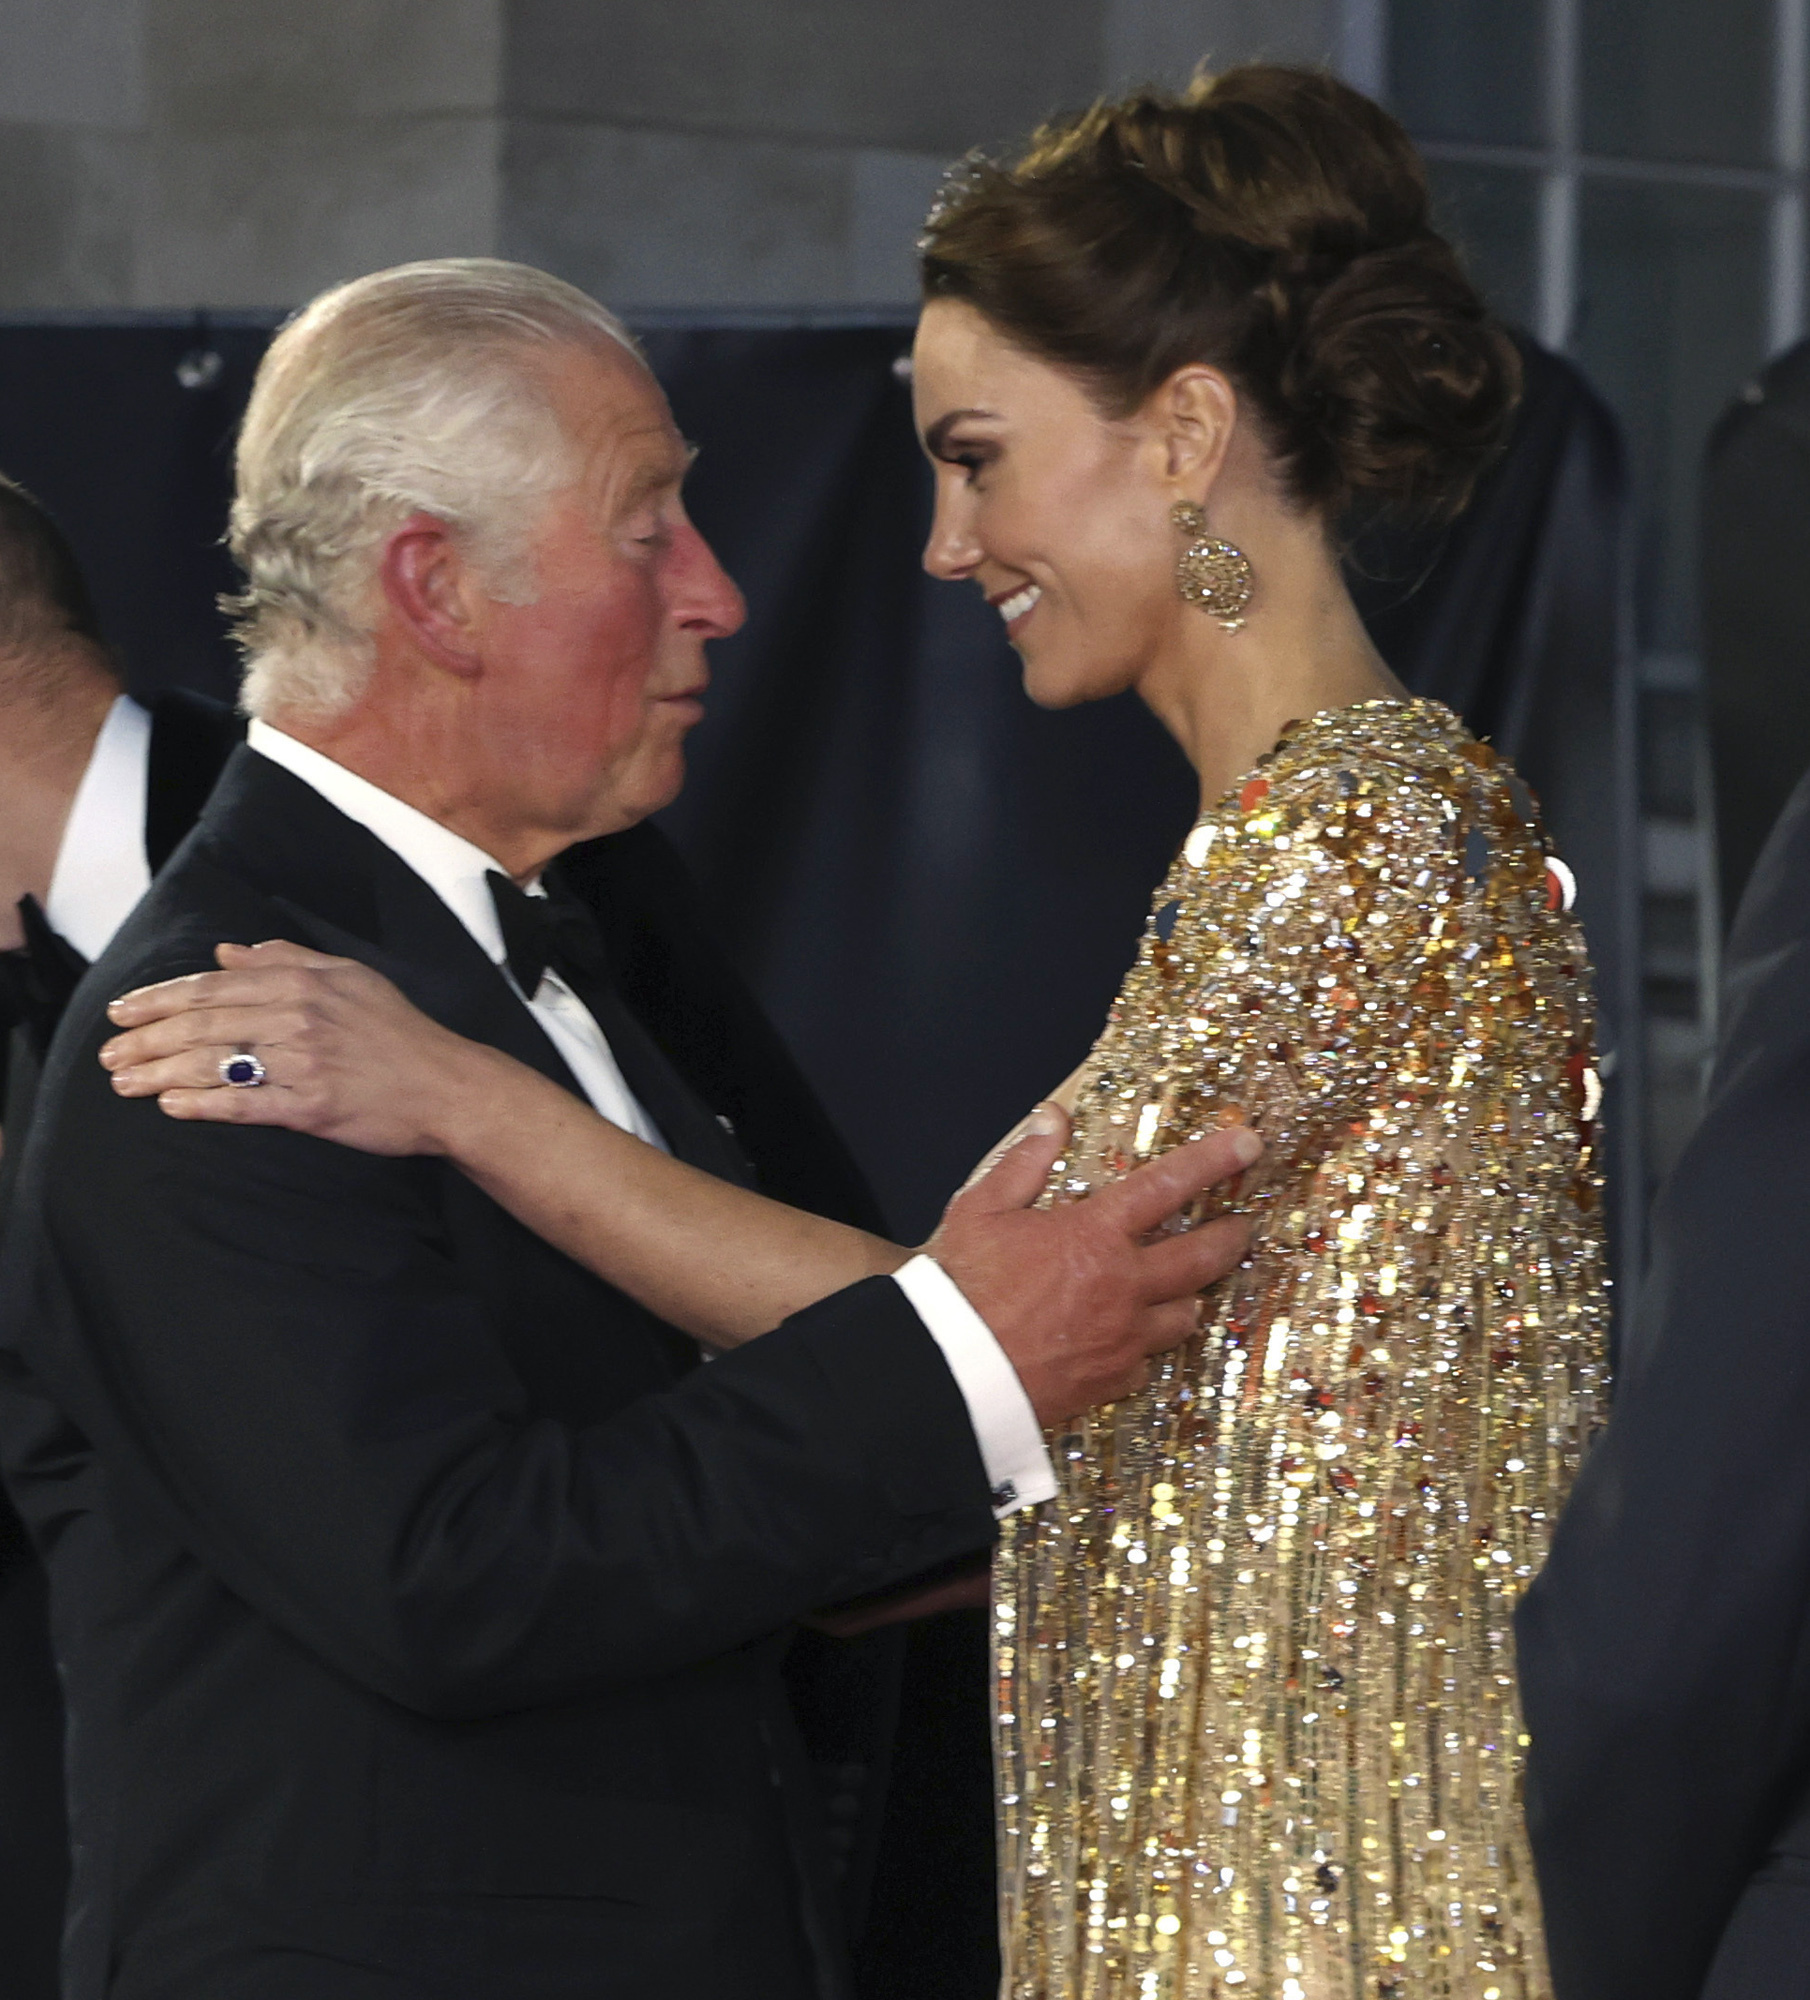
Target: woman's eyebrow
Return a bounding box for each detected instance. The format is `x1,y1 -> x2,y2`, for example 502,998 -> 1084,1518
924,409 -> 998,456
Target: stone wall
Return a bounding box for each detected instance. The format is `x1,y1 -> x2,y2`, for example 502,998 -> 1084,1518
0,0 -> 1353,311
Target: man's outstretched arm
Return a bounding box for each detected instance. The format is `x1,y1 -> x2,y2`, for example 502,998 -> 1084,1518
31,1010 -> 1252,1721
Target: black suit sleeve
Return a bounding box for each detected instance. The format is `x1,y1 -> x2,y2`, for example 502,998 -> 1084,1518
1516,881 -> 1810,1994
32,1010 -> 995,1723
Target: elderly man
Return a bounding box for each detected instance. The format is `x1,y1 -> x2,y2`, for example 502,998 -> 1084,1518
0,260 -> 1252,2000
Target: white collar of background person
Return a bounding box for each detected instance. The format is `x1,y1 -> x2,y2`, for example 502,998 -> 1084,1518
44,693 -> 151,962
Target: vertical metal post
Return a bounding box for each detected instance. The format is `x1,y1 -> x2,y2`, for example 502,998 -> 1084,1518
1537,0 -> 1581,352
1771,0 -> 1809,354
1337,0 -> 1388,99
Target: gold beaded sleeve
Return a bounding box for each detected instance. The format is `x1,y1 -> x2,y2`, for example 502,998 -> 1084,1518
996,700 -> 1604,2000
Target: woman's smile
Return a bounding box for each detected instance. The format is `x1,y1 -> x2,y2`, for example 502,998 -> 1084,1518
990,581 -> 1043,632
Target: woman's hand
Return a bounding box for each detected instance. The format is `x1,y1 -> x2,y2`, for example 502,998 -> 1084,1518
101,940 -> 499,1156
102,941 -> 909,1346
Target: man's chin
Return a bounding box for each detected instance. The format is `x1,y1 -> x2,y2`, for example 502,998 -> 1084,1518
593,748 -> 688,835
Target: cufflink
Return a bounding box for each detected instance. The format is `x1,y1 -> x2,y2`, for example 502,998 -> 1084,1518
992,1480 -> 1019,1509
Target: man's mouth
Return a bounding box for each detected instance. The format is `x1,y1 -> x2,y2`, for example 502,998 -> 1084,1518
989,583 -> 1042,630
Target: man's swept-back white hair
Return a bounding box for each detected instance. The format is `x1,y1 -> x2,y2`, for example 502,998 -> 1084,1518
229,257 -> 637,722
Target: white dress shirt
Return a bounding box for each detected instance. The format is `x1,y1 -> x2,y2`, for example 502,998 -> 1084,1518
249,720 -> 667,1150
247,722 -> 1055,1518
45,693 -> 152,961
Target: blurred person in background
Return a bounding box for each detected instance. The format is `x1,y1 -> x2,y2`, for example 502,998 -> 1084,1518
105,70 -> 1608,2000
1517,685 -> 1810,1986
0,473 -> 240,2000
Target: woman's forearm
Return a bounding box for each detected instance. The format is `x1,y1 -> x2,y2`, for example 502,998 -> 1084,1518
432,1041 -> 909,1346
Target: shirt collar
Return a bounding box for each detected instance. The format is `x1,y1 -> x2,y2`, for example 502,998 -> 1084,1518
245,720 -> 523,965
45,692 -> 153,961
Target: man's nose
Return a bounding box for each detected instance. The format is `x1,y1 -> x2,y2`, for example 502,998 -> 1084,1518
671,521 -> 747,639
922,488 -> 981,583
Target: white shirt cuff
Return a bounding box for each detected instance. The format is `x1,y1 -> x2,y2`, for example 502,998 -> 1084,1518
891,1253 -> 1057,1519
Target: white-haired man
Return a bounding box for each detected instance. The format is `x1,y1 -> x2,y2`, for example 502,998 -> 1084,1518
0,260 -> 1254,2000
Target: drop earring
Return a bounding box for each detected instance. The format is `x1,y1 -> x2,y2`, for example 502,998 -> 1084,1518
1171,500 -> 1254,632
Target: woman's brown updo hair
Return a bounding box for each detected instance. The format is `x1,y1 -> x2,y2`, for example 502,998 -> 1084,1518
919,65 -> 1520,526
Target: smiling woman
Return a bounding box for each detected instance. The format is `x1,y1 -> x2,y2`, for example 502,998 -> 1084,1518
908,64 -> 1597,2000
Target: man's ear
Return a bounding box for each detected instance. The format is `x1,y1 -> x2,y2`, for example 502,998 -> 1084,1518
1152,364 -> 1240,498
377,513 -> 486,679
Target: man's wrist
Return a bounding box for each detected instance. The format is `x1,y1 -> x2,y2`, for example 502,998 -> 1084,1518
892,1253 -> 1057,1518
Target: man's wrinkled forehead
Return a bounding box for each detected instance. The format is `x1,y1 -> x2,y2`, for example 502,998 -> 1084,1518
547,342 -> 689,512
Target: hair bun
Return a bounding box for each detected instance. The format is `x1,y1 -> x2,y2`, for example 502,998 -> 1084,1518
921,64 -> 1520,525
1282,234 -> 1522,521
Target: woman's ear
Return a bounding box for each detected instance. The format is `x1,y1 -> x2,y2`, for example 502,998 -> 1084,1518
1154,364 -> 1240,497
377,513 -> 486,679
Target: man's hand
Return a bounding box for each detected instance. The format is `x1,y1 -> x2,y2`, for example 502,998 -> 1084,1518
927,1105 -> 1258,1427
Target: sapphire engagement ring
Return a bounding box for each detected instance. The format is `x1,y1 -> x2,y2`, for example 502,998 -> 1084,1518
219,1052 -> 267,1089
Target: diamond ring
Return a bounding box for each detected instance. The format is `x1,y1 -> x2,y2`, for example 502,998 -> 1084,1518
219,1052 -> 267,1089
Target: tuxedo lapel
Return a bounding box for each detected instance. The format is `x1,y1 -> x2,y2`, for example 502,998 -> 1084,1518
195,749 -> 588,1105
196,750 -> 765,1189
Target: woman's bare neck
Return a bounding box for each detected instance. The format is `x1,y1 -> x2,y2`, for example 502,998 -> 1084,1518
1137,517 -> 1408,816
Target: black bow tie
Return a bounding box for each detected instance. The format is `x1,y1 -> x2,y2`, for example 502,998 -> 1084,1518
0,896 -> 89,1058
486,871 -> 611,999
484,869 -> 753,1194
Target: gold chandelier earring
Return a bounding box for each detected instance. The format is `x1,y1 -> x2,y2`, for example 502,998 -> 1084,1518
1171,500 -> 1254,632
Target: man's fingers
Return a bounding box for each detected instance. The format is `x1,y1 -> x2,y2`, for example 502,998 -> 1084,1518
1104,1127 -> 1262,1237
1138,1297 -> 1204,1360
1136,1214 -> 1254,1304
957,1103 -> 1071,1213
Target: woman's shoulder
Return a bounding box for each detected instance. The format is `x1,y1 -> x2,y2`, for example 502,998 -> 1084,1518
1201,697 -> 1550,875
1163,695 -> 1568,962
1261,698 -> 1494,811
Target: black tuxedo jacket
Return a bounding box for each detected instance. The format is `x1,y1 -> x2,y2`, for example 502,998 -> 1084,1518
0,746 -> 995,2000
0,687 -> 244,1163
1517,761 -> 1810,1998
0,687 -> 242,2000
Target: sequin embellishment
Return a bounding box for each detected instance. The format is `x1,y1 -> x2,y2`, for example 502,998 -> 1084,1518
997,700 -> 1603,2000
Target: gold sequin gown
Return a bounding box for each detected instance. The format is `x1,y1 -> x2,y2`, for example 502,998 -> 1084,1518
997,699 -> 1604,2000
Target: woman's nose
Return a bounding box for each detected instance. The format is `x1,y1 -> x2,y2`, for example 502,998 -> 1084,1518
922,489 -> 982,582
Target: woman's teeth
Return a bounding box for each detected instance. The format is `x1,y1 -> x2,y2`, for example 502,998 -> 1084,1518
997,584 -> 1042,625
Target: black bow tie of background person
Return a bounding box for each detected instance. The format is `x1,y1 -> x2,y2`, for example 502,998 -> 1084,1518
485,870 -> 751,1188
0,896 -> 89,1065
